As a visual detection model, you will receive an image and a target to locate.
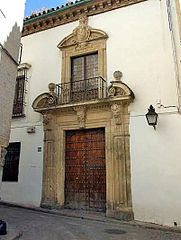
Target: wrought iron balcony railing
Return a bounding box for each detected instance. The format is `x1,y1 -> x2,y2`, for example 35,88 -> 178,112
56,77 -> 107,104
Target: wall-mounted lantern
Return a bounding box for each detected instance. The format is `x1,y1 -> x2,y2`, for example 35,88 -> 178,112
146,105 -> 158,130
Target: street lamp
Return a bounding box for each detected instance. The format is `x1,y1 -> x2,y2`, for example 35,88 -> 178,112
146,105 -> 158,130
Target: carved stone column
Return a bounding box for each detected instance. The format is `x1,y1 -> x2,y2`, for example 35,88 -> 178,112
105,71 -> 134,220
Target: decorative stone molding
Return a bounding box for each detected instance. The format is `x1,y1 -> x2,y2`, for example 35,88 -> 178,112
111,103 -> 122,125
73,13 -> 91,46
108,71 -> 134,99
73,106 -> 87,128
32,71 -> 135,220
23,0 -> 147,37
18,62 -> 31,70
32,83 -> 58,109
58,13 -> 108,50
47,83 -> 58,105
0,147 -> 7,167
42,113 -> 52,126
57,14 -> 108,85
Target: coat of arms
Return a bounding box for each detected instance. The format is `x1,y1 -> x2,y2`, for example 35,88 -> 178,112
73,14 -> 91,46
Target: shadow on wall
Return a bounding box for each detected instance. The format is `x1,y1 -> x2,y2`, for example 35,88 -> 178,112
0,23 -> 21,148
2,23 -> 21,63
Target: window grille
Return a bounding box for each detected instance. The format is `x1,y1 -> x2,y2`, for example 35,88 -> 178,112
12,67 -> 27,117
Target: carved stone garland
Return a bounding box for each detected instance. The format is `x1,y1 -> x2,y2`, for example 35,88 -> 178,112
111,103 -> 122,125
73,106 -> 87,129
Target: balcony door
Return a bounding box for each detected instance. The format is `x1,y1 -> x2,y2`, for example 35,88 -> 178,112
71,52 -> 98,102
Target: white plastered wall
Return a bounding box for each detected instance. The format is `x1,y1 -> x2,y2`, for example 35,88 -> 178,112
2,0 -> 181,226
1,125 -> 43,207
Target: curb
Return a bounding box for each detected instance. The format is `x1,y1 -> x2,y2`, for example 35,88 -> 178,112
0,230 -> 22,240
11,231 -> 23,240
0,201 -> 181,234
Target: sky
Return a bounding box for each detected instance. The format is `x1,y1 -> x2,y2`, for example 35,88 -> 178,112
25,0 -> 67,16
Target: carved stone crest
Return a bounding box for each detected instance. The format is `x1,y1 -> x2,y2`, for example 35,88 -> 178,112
73,13 -> 91,46
57,15 -> 108,49
73,106 -> 86,128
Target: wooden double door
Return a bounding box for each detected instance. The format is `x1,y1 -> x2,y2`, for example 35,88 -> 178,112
65,128 -> 106,211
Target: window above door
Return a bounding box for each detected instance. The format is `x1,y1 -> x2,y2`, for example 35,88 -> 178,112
71,52 -> 98,82
57,14 -> 108,104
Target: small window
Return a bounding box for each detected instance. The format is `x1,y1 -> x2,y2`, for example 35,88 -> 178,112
2,142 -> 21,182
13,68 -> 27,117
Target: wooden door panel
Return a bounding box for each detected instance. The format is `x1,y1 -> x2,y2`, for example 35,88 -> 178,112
65,128 -> 106,211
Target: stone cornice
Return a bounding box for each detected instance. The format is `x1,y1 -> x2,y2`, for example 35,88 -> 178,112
33,96 -> 133,114
23,0 -> 147,37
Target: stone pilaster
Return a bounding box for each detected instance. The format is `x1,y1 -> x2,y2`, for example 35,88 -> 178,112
41,113 -> 58,208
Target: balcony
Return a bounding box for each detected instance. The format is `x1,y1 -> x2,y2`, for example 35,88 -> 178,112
32,70 -> 134,116
56,77 -> 107,104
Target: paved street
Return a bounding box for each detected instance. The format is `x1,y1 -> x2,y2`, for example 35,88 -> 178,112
0,205 -> 181,240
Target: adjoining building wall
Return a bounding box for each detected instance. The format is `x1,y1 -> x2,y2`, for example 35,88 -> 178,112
0,0 -> 26,147
0,0 -> 25,185
2,0 -> 181,226
0,25 -> 21,148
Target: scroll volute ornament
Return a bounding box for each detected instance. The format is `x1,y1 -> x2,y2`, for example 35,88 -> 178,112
32,82 -> 58,110
108,71 -> 134,98
47,83 -> 58,105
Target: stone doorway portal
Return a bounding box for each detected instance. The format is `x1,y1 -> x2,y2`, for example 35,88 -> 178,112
32,70 -> 135,220
65,128 -> 106,211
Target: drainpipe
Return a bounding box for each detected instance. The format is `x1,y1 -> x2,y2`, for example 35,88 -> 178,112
165,0 -> 181,111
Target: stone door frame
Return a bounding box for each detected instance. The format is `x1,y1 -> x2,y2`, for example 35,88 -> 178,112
39,99 -> 134,220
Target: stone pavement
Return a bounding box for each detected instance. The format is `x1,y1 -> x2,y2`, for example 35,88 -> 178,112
1,205 -> 181,240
